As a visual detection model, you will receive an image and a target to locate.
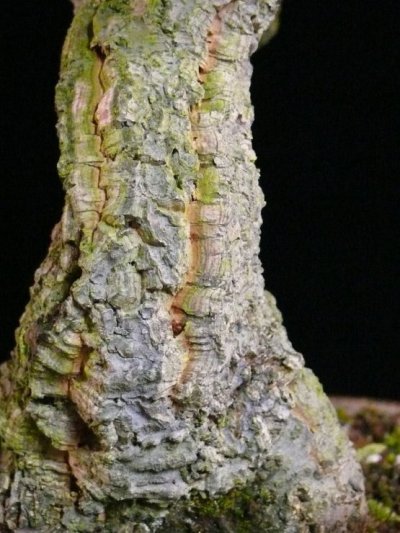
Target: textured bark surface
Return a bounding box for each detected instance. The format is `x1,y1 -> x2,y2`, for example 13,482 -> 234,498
0,0 -> 366,531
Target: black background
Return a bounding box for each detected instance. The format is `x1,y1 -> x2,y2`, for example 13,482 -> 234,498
1,1 -> 399,399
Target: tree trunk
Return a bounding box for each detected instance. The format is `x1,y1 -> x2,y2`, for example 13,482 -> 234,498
0,1 -> 366,531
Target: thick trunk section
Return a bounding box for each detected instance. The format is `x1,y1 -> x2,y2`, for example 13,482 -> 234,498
0,1 -> 365,531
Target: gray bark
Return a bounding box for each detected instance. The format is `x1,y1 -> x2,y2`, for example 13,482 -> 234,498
0,0 -> 366,531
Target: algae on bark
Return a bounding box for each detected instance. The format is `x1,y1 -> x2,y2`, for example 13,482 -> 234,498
0,0 -> 366,531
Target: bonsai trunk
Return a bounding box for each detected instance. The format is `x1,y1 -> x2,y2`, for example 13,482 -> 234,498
0,1 -> 366,531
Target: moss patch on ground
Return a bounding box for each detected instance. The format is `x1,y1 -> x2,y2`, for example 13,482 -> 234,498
336,401 -> 400,532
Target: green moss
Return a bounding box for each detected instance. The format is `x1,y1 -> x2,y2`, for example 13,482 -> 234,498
203,71 -> 225,100
15,327 -> 30,365
357,443 -> 387,462
336,406 -> 351,425
3,410 -> 50,454
162,483 -> 276,533
148,0 -> 161,11
200,98 -> 228,114
337,405 -> 400,531
216,415 -> 227,429
384,425 -> 400,454
368,499 -> 400,525
196,167 -> 219,204
363,424 -> 400,525
102,128 -> 125,159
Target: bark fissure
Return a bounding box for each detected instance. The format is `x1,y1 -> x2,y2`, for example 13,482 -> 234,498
170,5 -> 230,388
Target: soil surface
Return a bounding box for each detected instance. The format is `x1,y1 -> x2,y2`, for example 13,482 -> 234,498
332,397 -> 400,532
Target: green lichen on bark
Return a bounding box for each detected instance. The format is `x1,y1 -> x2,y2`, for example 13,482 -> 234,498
0,0 -> 366,531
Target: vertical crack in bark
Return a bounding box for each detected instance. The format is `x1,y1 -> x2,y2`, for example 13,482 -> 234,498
78,34 -> 108,246
170,3 -> 236,388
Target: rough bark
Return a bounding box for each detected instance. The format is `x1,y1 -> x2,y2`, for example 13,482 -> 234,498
0,1 -> 366,531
